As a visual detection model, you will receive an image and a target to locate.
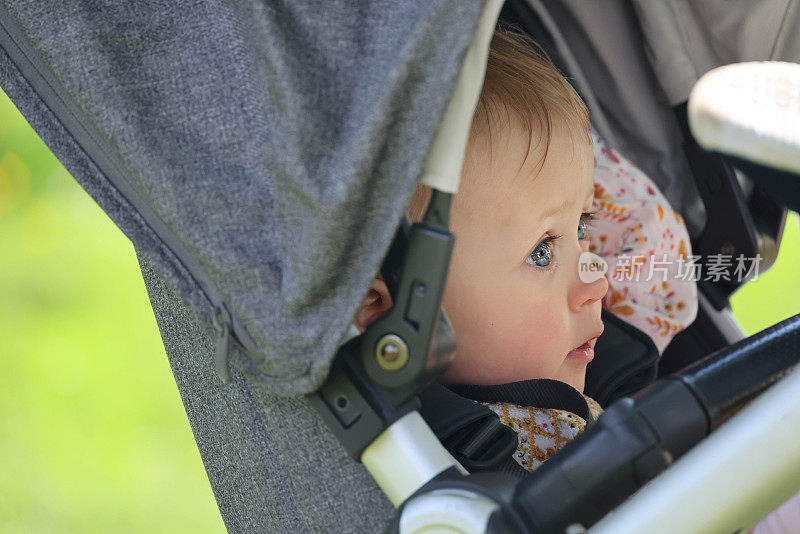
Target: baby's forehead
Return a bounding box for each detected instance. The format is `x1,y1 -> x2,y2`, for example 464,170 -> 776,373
459,116 -> 593,211
477,111 -> 591,167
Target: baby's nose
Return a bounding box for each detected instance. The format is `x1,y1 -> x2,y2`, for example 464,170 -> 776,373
570,271 -> 609,312
586,275 -> 608,303
572,252 -> 609,309
591,274 -> 609,303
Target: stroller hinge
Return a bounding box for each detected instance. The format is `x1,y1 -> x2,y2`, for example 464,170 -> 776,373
212,304 -> 233,383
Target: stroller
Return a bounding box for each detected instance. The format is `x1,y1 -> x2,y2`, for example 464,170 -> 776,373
1,0 -> 799,531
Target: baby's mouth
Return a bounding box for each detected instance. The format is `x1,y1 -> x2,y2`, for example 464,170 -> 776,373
566,341 -> 595,363
566,328 -> 603,363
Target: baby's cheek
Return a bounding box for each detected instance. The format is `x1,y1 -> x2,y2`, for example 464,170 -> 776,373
507,304 -> 567,355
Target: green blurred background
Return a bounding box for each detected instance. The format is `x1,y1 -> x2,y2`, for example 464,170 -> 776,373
1,84 -> 799,532
0,92 -> 226,530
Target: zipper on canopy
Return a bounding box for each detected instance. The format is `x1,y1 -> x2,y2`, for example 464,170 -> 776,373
212,304 -> 234,383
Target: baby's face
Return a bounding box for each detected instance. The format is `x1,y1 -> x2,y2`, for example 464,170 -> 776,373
439,118 -> 607,392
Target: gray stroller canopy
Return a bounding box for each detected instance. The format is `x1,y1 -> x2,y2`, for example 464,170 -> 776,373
0,0 -> 487,395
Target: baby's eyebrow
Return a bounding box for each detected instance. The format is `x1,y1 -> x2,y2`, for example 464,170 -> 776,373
541,198 -> 572,219
541,186 -> 593,219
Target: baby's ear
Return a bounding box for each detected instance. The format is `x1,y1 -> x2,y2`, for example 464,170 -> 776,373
354,275 -> 394,333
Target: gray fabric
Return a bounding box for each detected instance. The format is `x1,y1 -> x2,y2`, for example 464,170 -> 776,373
532,0 -> 707,236
537,0 -> 800,237
137,249 -> 394,533
0,0 -> 486,395
632,0 -> 799,105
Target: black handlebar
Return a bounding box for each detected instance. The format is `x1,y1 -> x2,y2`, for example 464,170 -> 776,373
500,312 -> 800,533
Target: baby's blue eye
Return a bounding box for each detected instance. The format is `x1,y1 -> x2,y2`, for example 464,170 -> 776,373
577,218 -> 588,240
526,241 -> 552,267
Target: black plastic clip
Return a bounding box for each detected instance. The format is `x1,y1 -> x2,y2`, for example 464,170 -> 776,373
444,416 -> 518,472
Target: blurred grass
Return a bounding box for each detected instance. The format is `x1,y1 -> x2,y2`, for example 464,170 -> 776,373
729,213 -> 800,334
1,77 -> 800,533
0,92 -> 225,531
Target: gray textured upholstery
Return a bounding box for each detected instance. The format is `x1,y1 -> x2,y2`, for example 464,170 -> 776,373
138,250 -> 393,532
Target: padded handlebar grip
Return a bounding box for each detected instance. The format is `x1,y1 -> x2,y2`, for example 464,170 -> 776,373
675,312 -> 800,428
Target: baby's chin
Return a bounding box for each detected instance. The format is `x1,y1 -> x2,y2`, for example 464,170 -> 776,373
555,363 -> 588,393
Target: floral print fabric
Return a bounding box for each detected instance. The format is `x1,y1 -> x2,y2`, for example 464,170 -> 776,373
483,396 -> 603,472
588,132 -> 699,353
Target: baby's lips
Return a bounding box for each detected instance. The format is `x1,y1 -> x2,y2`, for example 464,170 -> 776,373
578,251 -> 608,283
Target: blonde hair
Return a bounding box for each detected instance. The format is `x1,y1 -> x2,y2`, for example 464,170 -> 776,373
408,24 -> 590,221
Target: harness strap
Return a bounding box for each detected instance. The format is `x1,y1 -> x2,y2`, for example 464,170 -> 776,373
418,383 -> 518,472
419,378 -> 597,476
446,378 -> 596,425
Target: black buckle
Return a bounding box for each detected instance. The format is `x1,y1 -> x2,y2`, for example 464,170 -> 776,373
444,416 -> 518,471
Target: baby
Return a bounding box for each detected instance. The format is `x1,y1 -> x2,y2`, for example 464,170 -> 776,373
354,26 -> 695,469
